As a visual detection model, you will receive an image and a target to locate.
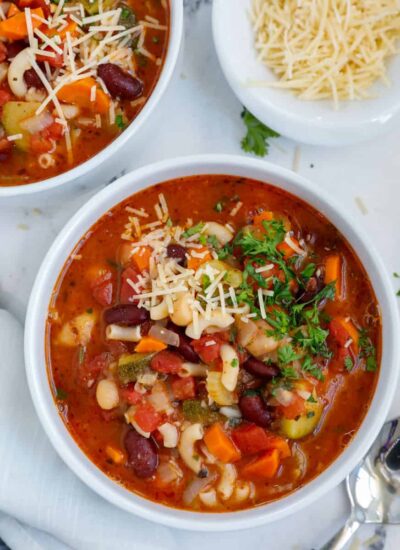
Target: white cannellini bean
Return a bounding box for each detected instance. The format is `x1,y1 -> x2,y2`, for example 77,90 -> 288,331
185,309 -> 234,340
8,47 -> 33,98
170,292 -> 193,326
232,481 -> 251,503
199,488 -> 218,507
220,344 -> 240,391
178,423 -> 204,474
219,406 -> 242,419
179,362 -> 208,378
106,324 -> 141,342
246,320 -> 279,357
96,379 -> 119,410
204,222 -> 234,246
158,423 -> 179,448
217,463 -> 237,500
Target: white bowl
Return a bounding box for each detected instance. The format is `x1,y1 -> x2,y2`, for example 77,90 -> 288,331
0,0 -> 183,199
25,155 -> 400,531
212,0 -> 400,146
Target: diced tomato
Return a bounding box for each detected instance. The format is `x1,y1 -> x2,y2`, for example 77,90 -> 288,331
191,334 -> 226,365
0,43 -> 7,63
43,122 -> 64,140
232,424 -> 273,455
134,402 -> 162,433
329,319 -> 350,347
120,266 -> 140,304
30,134 -> 52,154
150,350 -> 183,374
278,393 -> 306,420
80,352 -> 111,384
106,340 -> 128,357
120,384 -> 143,405
0,90 -> 11,107
18,0 -> 50,17
232,424 -> 291,458
36,49 -> 64,67
171,376 -> 196,400
90,270 -> 113,306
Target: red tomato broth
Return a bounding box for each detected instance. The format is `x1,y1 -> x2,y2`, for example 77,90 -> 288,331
0,0 -> 169,186
47,175 -> 381,511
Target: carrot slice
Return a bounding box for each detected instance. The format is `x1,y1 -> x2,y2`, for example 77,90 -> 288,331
135,336 -> 167,353
241,449 -> 280,479
335,316 -> 359,353
187,247 -> 212,271
57,77 -> 110,114
0,7 -> 44,41
253,211 -> 274,227
277,236 -> 300,258
131,246 -> 152,272
7,4 -> 21,17
204,423 -> 241,463
324,255 -> 342,300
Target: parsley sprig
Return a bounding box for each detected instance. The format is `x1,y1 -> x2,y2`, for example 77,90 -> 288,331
241,108 -> 280,157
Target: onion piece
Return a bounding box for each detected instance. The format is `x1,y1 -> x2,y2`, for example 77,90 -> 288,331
182,472 -> 218,505
149,324 -> 180,347
20,111 -> 53,134
274,387 -> 294,406
236,317 -> 257,347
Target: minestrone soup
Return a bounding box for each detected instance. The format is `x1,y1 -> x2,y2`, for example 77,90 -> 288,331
0,0 -> 169,186
47,176 -> 380,511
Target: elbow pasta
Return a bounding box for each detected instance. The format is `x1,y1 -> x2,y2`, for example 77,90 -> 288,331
179,362 -> 208,378
178,423 -> 204,474
158,423 -> 179,448
217,463 -> 237,501
106,324 -> 141,342
150,299 -> 169,321
170,291 -> 193,326
220,344 -> 240,391
185,309 -> 234,340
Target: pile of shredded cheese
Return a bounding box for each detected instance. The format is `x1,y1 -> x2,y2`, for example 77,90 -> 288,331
250,0 -> 400,106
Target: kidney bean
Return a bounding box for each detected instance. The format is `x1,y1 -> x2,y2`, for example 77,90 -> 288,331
103,304 -> 149,326
166,244 -> 187,266
243,356 -> 279,379
124,429 -> 158,478
24,68 -> 45,89
296,266 -> 325,303
6,41 -> 27,60
177,333 -> 200,363
97,63 -> 143,100
239,393 -> 271,427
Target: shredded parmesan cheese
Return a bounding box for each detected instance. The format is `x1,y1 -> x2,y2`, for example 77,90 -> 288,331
250,0 -> 400,107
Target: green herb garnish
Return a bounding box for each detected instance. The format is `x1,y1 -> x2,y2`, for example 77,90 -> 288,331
182,222 -> 204,239
241,108 -> 279,157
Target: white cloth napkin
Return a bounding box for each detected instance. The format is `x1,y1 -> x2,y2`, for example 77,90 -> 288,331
0,309 -> 398,550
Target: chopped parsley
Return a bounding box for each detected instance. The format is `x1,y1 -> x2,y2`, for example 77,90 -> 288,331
301,263 -> 316,280
182,222 -> 204,238
241,108 -> 280,157
394,272 -> 400,278
280,366 -> 299,379
231,358 -> 239,368
214,200 -> 224,213
301,356 -> 325,381
278,344 -> 301,365
344,356 -> 354,372
115,114 -> 125,130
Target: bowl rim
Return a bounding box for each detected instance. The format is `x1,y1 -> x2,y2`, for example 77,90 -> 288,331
0,0 -> 183,199
211,0 -> 400,146
24,154 -> 400,531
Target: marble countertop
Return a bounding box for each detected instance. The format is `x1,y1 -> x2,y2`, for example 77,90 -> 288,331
0,1 -> 399,548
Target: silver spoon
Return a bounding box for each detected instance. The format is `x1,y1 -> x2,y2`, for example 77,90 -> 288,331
321,418 -> 400,549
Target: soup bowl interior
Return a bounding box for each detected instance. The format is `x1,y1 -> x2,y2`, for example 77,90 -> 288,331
25,155 -> 400,530
0,0 -> 183,200
212,0 -> 400,146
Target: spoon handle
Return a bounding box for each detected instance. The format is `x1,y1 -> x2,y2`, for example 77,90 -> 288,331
320,516 -> 362,550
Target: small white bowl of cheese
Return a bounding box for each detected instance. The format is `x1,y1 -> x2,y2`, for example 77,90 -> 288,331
212,0 -> 400,146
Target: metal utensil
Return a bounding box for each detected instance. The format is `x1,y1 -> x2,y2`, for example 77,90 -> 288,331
321,418 -> 400,549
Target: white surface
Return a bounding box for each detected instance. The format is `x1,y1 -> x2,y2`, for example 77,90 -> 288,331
0,1 -> 400,548
25,155 -> 400,531
213,0 -> 400,146
0,0 -> 183,199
